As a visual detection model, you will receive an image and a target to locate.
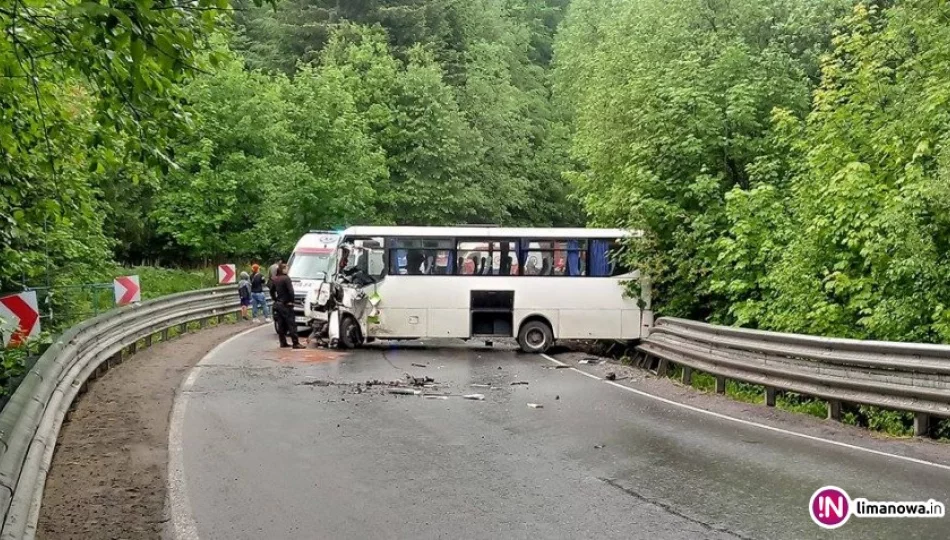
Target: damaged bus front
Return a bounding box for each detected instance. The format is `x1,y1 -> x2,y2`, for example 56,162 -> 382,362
304,236 -> 385,347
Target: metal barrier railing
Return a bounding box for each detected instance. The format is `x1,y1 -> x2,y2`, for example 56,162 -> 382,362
637,317 -> 950,437
0,286 -> 239,539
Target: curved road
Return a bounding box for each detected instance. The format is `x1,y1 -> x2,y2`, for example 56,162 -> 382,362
169,326 -> 950,539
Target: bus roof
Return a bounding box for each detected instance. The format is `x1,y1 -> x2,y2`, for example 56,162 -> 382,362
341,226 -> 636,239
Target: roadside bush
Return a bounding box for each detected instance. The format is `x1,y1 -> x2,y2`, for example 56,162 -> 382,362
0,264 -> 228,402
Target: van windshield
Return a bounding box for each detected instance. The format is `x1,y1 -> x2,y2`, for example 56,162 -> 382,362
287,252 -> 334,280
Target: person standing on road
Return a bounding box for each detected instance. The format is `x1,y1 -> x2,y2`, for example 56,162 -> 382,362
269,262 -> 303,349
238,271 -> 252,320
268,259 -> 283,285
249,264 -> 271,322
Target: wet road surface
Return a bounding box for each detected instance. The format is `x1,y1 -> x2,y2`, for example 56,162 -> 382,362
171,326 -> 950,539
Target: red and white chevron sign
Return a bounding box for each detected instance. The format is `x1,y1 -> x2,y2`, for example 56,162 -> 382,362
218,264 -> 236,284
0,291 -> 41,348
114,275 -> 141,306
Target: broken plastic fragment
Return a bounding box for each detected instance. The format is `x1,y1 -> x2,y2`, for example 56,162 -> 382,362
470,383 -> 491,388
463,394 -> 485,401
389,388 -> 421,396
510,381 -> 529,386
425,395 -> 449,400
527,403 -> 543,409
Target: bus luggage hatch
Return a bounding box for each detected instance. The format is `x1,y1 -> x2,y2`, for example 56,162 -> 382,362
470,291 -> 514,337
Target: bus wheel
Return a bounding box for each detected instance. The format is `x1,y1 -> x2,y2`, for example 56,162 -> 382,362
339,316 -> 361,349
518,320 -> 553,354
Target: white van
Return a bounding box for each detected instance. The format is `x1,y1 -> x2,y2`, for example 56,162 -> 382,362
285,231 -> 340,330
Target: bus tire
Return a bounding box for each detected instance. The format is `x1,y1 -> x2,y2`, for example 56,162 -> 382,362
339,316 -> 361,349
518,320 -> 553,354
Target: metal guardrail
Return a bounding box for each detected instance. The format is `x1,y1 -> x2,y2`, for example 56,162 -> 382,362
637,317 -> 950,437
0,286 -> 239,539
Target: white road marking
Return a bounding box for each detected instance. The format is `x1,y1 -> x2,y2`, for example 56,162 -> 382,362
540,353 -> 950,472
168,325 -> 268,540
570,368 -> 602,381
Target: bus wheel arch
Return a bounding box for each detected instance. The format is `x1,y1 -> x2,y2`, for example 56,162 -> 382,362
517,315 -> 554,354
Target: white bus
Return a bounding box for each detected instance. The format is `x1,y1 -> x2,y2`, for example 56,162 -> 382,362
304,226 -> 652,353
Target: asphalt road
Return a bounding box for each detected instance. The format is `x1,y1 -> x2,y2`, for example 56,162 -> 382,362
170,326 -> 950,540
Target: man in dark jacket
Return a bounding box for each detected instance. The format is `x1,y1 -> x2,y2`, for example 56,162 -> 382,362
269,262 -> 304,349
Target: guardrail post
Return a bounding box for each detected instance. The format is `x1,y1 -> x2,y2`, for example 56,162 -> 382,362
655,358 -> 669,377
681,366 -> 693,386
128,341 -> 138,355
216,314 -> 224,325
914,413 -> 931,437
145,334 -> 153,348
635,352 -> 649,369
161,328 -> 169,342
765,387 -> 777,407
827,399 -> 842,421
200,317 -> 209,329
715,376 -> 726,394
179,323 -> 186,335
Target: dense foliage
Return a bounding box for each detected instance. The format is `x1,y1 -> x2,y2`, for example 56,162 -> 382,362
556,0 -> 950,347
4,0 -> 950,351
4,0 -> 950,437
556,0 -> 850,319
1,0 -> 578,297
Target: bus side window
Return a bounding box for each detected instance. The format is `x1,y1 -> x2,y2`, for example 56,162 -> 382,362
591,240 -> 611,276
457,241 -> 488,275
591,239 -> 631,276
387,238 -> 454,276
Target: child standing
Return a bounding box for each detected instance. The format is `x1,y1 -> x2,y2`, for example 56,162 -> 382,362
238,271 -> 252,320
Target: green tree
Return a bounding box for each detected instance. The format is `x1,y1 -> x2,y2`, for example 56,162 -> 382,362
555,0 -> 847,317
1,1 -> 270,291
152,54 -> 386,262
233,1 -> 582,227
732,1 -> 950,342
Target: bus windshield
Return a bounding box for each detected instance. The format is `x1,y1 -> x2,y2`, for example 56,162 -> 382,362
288,252 -> 334,280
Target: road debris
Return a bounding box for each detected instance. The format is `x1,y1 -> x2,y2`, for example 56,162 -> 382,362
510,381 -> 529,386
463,394 -> 486,401
527,403 -> 543,409
389,388 -> 422,396
605,372 -> 617,381
594,444 -> 605,449
579,358 -> 600,365
543,365 -> 571,369
470,383 -> 491,388
364,379 -> 401,387
298,379 -> 334,387
406,375 -> 435,386
424,395 -> 449,400
411,363 -> 428,368
555,395 -> 560,400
